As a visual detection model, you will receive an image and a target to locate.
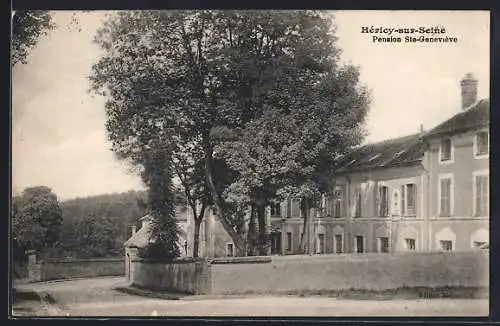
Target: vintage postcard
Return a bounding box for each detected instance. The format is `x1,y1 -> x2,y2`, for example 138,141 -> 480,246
11,10 -> 490,317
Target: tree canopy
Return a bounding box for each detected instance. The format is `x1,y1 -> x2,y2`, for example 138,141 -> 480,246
12,186 -> 63,253
90,10 -> 370,256
11,10 -> 54,66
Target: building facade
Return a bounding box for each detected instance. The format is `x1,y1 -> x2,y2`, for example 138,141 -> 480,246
423,74 -> 489,252
125,73 -> 489,258
268,73 -> 489,255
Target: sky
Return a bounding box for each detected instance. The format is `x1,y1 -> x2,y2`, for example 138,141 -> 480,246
11,10 -> 490,200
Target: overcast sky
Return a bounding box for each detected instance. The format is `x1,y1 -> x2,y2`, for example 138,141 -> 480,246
12,10 -> 490,200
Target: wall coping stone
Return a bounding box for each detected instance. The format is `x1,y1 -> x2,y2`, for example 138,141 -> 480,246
209,256 -> 272,264
41,257 -> 125,264
131,257 -> 207,264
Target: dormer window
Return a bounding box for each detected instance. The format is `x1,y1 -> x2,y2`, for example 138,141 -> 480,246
474,131 -> 489,157
440,138 -> 452,162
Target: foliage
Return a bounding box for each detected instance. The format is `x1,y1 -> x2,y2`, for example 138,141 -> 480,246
139,144 -> 181,261
11,10 -> 54,66
217,16 -> 370,254
55,190 -> 148,258
12,186 -> 63,253
89,10 -> 353,255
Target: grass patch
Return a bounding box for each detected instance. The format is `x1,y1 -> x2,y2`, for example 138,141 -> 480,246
216,286 -> 489,300
12,289 -> 40,303
283,286 -> 489,300
114,285 -> 185,300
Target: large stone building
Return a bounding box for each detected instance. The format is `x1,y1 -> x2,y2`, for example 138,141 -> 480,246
125,73 -> 489,259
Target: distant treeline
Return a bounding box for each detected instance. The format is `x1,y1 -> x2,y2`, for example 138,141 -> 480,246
52,190 -> 148,259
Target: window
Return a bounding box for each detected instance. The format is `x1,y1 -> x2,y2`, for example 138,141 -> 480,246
439,176 -> 453,217
291,199 -> 304,218
473,241 -> 487,249
318,234 -> 325,254
474,174 -> 489,217
378,237 -> 389,253
335,234 -> 343,253
355,236 -> 364,253
226,243 -> 234,257
401,183 -> 417,216
286,232 -> 292,251
440,138 -> 452,162
440,240 -> 453,251
333,188 -> 345,218
475,131 -> 489,156
286,199 -> 292,218
270,202 -> 281,217
355,187 -> 362,217
378,186 -> 389,217
405,238 -> 416,251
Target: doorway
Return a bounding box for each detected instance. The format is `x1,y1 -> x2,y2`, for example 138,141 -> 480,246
271,231 -> 282,254
317,233 -> 325,254
126,253 -> 131,281
355,236 -> 364,253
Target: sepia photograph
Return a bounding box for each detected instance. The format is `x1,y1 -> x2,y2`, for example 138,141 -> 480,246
11,10 -> 490,317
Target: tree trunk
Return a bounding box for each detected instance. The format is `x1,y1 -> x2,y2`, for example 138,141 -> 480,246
193,217 -> 202,258
202,138 -> 246,256
299,198 -> 314,255
247,204 -> 258,256
256,200 -> 268,256
299,199 -> 308,254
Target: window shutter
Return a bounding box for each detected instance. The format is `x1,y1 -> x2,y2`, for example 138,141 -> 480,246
340,187 -> 345,217
401,185 -> 406,216
413,184 -> 418,216
286,198 -> 292,218
375,183 -> 380,217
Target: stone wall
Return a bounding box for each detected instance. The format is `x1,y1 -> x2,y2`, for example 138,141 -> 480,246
210,252 -> 489,295
130,257 -> 212,294
129,251 -> 488,296
28,256 -> 125,282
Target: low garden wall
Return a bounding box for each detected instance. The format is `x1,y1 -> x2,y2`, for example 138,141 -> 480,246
130,257 -> 211,294
210,252 -> 489,295
28,257 -> 125,282
130,251 -> 488,295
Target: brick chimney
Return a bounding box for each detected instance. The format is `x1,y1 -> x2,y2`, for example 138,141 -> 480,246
131,225 -> 137,236
460,73 -> 478,110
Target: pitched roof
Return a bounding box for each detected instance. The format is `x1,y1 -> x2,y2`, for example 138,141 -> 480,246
138,204 -> 189,223
334,133 -> 426,174
424,99 -> 490,139
124,218 -> 188,248
124,224 -> 150,248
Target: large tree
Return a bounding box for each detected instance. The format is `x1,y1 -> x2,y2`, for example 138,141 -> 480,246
90,10 -> 353,256
11,10 -> 54,66
12,186 -> 63,254
140,141 -> 181,260
221,67 -> 369,255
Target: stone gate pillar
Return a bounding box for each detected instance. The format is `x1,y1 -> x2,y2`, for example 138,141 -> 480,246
26,250 -> 41,283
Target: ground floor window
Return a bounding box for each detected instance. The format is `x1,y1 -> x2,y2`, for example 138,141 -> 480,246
440,240 -> 453,251
317,233 -> 325,254
378,237 -> 389,253
355,236 -> 364,253
270,232 -> 282,254
335,234 -> 343,253
473,241 -> 487,249
405,238 -> 416,251
226,243 -> 234,257
286,232 -> 292,252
